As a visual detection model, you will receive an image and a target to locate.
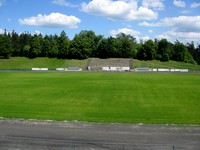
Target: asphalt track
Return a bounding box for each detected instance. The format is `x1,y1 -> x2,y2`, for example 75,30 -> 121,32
0,119 -> 200,150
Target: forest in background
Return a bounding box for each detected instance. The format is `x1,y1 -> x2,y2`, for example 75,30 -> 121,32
0,29 -> 200,65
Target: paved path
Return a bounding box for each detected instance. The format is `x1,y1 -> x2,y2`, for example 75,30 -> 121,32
0,119 -> 199,150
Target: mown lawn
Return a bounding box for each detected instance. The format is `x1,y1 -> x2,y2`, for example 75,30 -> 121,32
133,59 -> 200,71
1,57 -> 200,71
0,57 -> 87,70
0,72 -> 200,124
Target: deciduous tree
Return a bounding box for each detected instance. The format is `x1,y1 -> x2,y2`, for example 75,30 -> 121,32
57,31 -> 70,59
0,32 -> 12,59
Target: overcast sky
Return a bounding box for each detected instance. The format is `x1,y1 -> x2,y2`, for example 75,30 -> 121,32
0,0 -> 200,43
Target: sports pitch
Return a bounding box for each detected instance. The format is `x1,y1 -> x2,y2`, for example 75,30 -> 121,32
0,72 -> 200,124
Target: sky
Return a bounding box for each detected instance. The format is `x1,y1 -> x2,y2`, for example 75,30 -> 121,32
0,0 -> 200,43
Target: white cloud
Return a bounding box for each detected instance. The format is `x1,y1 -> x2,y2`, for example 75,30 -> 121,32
157,30 -> 200,42
139,21 -> 160,27
52,0 -> 78,7
142,0 -> 165,10
110,28 -> 141,37
0,0 -> 5,6
162,16 -> 200,32
81,0 -> 158,21
109,28 -> 151,42
140,16 -> 200,42
132,7 -> 158,20
173,0 -> 186,8
0,28 -> 4,34
139,16 -> 200,32
191,2 -> 200,8
19,13 -> 81,28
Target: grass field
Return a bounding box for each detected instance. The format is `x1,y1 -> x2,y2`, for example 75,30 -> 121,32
0,57 -> 200,71
0,57 -> 87,70
133,59 -> 200,71
0,72 -> 200,124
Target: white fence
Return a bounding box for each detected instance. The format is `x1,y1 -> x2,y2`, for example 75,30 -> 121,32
134,67 -> 152,72
65,67 -> 82,71
40,68 -> 48,71
56,67 -> 82,71
56,68 -> 65,71
32,67 -> 83,71
32,68 -> 48,71
179,69 -> 189,72
31,67 -> 189,73
102,67 -> 130,71
135,68 -> 189,73
32,68 -> 40,71
158,69 -> 170,72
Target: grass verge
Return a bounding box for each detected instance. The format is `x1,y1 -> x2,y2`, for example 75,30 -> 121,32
0,57 -> 200,71
0,57 -> 87,70
0,72 -> 200,124
133,59 -> 200,71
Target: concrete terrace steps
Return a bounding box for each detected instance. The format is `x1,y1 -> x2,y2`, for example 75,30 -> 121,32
87,58 -> 133,71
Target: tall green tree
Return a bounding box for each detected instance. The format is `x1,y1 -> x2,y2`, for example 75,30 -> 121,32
172,41 -> 196,64
29,35 -> 41,58
48,38 -> 58,58
37,33 -> 45,57
57,31 -> 70,59
19,32 -> 32,56
23,45 -> 30,57
91,34 -> 103,57
96,38 -> 110,58
0,31 -> 12,59
116,33 -> 136,58
10,30 -> 20,56
41,35 -> 51,57
157,39 -> 171,61
137,39 -> 156,60
70,30 -> 103,59
96,37 -> 121,58
187,42 -> 200,65
195,44 -> 200,65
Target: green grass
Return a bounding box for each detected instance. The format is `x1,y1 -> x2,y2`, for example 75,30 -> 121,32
0,57 -> 87,70
0,57 -> 200,71
133,59 -> 200,71
0,72 -> 200,124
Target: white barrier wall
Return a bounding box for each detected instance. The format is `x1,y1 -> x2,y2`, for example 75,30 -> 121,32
158,69 -> 170,72
180,69 -> 189,72
175,69 -> 180,72
152,69 -> 158,72
170,69 -> 175,72
65,67 -> 82,71
173,69 -> 188,72
110,67 -> 120,71
121,67 -> 130,71
134,68 -> 151,72
40,68 -> 48,71
157,69 -> 188,72
57,68 -> 83,71
32,68 -> 40,71
102,67 -> 130,71
56,68 -> 65,71
32,68 -> 48,71
133,68 -> 189,73
102,67 -> 110,71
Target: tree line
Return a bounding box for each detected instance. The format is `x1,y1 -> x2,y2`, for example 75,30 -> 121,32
0,29 -> 200,64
